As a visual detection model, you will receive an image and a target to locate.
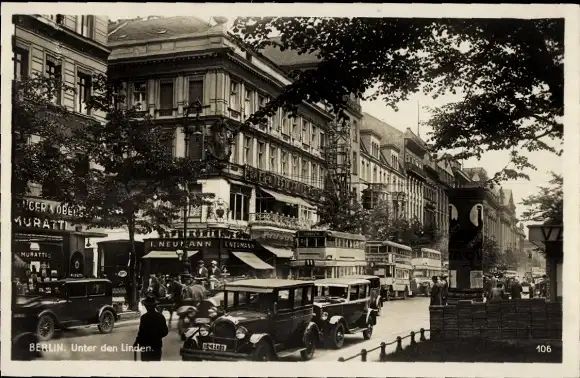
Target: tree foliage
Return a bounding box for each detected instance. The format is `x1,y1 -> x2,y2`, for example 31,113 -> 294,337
11,75 -> 81,198
520,172 -> 563,225
482,238 -> 506,274
315,190 -> 367,234
232,17 -> 563,181
361,200 -> 392,240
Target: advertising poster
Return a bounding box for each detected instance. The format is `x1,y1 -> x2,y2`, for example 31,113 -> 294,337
470,270 -> 484,289
449,270 -> 457,288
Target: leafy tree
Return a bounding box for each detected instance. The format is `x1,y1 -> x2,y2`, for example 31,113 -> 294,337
520,172 -> 563,225
70,74 -> 215,308
361,200 -> 392,240
232,17 -> 563,181
316,189 -> 366,234
482,238 -> 506,274
11,74 -> 81,198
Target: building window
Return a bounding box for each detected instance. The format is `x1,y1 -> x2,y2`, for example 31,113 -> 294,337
319,131 -> 325,149
132,81 -> 147,112
244,88 -> 252,119
302,159 -> 309,182
292,155 -> 299,178
373,166 -> 377,182
80,15 -> 94,38
188,79 -> 204,106
269,146 -> 277,172
291,117 -> 298,139
257,141 -> 265,169
159,80 -> 174,115
258,94 -> 270,128
281,111 -> 290,135
281,151 -> 288,176
352,152 -> 358,174
243,136 -> 252,165
312,125 -> 318,147
302,120 -> 309,144
230,185 -> 250,221
229,81 -> 240,110
76,71 -> 91,115
13,46 -> 29,80
353,120 -> 358,142
46,57 -> 62,104
312,163 -> 319,187
230,137 -> 238,164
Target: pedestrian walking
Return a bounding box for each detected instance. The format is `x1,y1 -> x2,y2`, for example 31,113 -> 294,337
210,260 -> 222,278
489,283 -> 505,302
510,278 -> 523,299
430,276 -> 442,306
134,295 -> 169,361
439,274 -> 449,305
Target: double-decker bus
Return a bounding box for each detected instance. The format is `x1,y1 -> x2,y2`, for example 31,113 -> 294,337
292,230 -> 367,279
365,240 -> 413,300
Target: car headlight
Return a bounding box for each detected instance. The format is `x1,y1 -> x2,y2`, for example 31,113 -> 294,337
235,326 -> 248,340
321,312 -> 329,321
199,325 -> 210,336
208,307 -> 218,318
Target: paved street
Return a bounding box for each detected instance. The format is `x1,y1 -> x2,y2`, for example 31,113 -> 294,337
38,297 -> 429,362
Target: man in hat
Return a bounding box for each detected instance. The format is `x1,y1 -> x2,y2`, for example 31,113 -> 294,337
210,260 -> 222,278
430,276 -> 442,306
134,295 -> 169,361
439,274 -> 449,305
197,260 -> 209,280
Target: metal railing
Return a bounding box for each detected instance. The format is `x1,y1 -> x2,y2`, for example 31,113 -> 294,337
249,212 -> 313,230
338,328 -> 430,362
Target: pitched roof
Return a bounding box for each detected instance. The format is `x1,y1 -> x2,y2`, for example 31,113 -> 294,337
260,36 -> 321,68
108,16 -> 217,44
361,112 -> 404,148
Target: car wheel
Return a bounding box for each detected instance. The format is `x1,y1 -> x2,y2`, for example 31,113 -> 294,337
300,330 -> 317,361
253,340 -> 274,361
98,310 -> 115,334
327,322 -> 346,349
37,314 -> 56,342
363,324 -> 373,340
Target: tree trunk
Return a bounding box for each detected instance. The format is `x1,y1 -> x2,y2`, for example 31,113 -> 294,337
128,217 -> 138,311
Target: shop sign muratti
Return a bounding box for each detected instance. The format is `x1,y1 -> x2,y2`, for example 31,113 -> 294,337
13,198 -> 83,232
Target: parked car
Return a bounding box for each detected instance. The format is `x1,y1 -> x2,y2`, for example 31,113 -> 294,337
313,277 -> 377,349
180,279 -> 320,361
12,278 -> 117,341
341,275 -> 383,315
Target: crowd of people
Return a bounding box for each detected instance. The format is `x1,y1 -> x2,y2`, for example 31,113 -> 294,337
429,274 -> 449,305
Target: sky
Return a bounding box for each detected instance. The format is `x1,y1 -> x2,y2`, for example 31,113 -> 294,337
109,14 -> 563,227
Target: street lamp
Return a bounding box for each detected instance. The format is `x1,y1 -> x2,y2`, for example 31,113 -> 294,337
181,98 -> 205,275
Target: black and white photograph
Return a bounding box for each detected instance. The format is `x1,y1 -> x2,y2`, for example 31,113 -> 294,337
1,3 -> 578,377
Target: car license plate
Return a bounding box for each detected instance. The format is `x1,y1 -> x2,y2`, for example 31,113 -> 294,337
202,343 -> 226,352
195,317 -> 211,324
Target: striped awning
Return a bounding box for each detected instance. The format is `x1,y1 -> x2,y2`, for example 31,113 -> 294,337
232,251 -> 274,270
262,244 -> 294,259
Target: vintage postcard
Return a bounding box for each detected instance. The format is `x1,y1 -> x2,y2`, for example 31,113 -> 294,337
1,2 -> 578,377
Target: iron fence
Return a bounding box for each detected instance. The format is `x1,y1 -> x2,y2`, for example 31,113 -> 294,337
338,328 -> 430,362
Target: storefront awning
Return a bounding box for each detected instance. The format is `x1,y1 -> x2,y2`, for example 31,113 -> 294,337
262,244 -> 294,259
259,188 -> 313,208
142,250 -> 199,259
232,251 -> 275,270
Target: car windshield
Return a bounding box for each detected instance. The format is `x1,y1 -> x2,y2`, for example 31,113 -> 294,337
315,285 -> 348,299
225,291 -> 274,312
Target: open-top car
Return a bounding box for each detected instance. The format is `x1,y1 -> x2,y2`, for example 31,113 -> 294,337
313,277 -> 377,349
341,274 -> 383,315
12,278 -> 117,341
180,279 -> 320,361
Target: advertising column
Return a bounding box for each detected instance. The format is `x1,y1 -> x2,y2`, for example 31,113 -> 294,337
447,187 -> 485,302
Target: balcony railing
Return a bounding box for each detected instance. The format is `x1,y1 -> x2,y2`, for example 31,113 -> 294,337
405,162 -> 426,179
249,212 -> 313,230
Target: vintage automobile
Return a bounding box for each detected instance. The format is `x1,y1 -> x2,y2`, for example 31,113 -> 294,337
341,275 -> 383,315
313,277 -> 377,349
12,278 -> 117,341
180,279 -> 320,361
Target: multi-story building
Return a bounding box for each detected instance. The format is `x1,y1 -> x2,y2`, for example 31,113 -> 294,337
11,14 -> 110,280
359,113 -> 407,217
106,16 -> 364,277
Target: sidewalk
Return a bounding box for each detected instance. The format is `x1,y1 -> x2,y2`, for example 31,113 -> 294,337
115,304 -> 172,328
